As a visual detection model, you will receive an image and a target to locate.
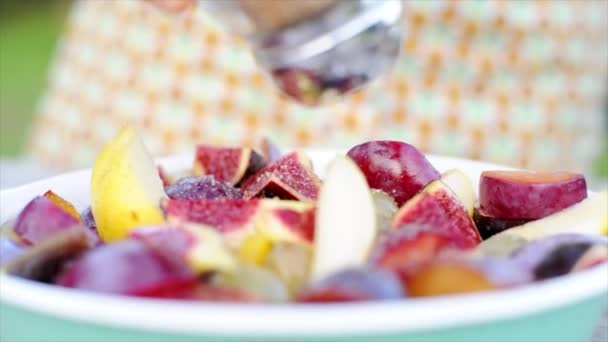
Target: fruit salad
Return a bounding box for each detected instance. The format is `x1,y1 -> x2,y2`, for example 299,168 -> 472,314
1,127 -> 607,303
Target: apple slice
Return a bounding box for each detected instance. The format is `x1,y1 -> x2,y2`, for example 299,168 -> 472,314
264,242 -> 312,296
440,169 -> 475,217
347,141 -> 440,206
131,224 -> 237,274
392,180 -> 482,249
478,191 -> 608,257
14,195 -> 81,246
310,156 -> 377,281
241,152 -> 321,202
193,145 -> 254,185
256,199 -> 315,246
480,171 -> 587,220
473,208 -> 531,239
210,264 -> 289,303
371,190 -> 398,233
165,176 -> 243,200
164,198 -> 260,247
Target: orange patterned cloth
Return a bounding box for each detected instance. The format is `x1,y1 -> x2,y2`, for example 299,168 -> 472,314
28,0 -> 607,175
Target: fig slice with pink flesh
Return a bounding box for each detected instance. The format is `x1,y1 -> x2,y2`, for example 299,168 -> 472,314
257,200 -> 315,246
193,145 -> 254,185
369,225 -> 455,270
392,180 -> 482,249
240,152 -> 321,202
164,199 -> 261,247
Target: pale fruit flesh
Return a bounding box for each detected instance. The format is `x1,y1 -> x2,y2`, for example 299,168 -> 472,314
91,127 -> 167,243
310,156 -> 376,281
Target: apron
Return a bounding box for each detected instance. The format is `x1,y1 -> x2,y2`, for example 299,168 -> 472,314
27,0 -> 607,175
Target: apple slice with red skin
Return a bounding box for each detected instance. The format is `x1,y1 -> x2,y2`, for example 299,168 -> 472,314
347,141 -> 440,206
392,180 -> 482,249
164,199 -> 261,247
56,240 -> 197,296
297,268 -> 404,303
369,225 -> 456,270
14,195 -> 81,246
241,152 -> 321,202
473,208 -> 531,240
194,145 -> 256,185
479,171 -> 587,220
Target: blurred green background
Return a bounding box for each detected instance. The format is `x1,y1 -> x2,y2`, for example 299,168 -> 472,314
0,0 -> 606,180
0,0 -> 70,156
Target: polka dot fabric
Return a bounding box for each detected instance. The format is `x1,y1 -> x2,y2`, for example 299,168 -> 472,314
28,0 -> 607,174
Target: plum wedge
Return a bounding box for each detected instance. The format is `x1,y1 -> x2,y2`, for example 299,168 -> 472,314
14,195 -> 81,246
347,141 -> 440,206
480,171 -> 587,220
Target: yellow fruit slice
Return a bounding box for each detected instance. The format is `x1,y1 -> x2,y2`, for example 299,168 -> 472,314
239,233 -> 274,265
479,191 -> 608,257
91,127 -> 167,242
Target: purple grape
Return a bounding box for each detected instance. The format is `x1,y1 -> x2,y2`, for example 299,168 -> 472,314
166,176 -> 243,201
298,268 -> 404,303
511,234 -> 608,280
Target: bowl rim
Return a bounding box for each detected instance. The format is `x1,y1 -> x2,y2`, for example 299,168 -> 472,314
1,150 -> 606,336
